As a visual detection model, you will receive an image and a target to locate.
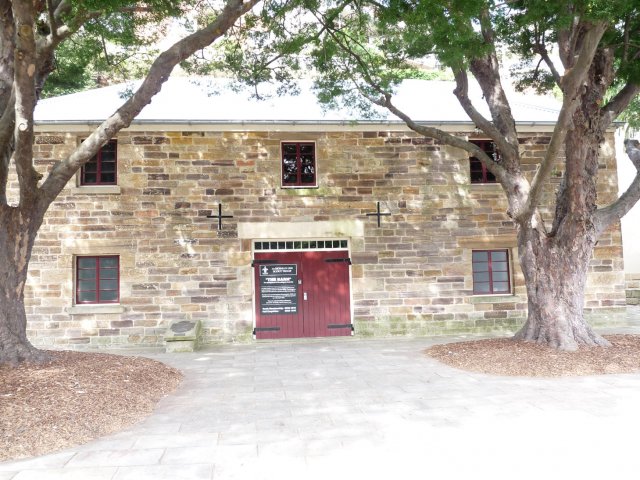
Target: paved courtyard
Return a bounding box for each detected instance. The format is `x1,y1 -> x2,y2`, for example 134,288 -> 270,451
2,327 -> 640,479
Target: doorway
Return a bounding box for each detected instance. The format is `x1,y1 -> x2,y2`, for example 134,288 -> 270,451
253,249 -> 352,339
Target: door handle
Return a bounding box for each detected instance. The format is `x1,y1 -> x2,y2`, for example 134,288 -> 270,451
303,292 -> 308,301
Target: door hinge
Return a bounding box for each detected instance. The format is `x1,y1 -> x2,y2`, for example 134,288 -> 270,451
324,258 -> 352,264
253,327 -> 281,334
327,324 -> 354,331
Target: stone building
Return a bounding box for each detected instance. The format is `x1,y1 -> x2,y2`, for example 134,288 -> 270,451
23,78 -> 626,348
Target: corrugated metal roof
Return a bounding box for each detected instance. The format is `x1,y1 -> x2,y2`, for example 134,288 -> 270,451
34,77 -> 561,125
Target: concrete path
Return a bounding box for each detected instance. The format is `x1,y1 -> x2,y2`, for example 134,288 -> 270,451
3,324 -> 640,479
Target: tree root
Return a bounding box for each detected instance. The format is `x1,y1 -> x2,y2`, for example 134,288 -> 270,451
514,321 -> 611,351
0,343 -> 52,367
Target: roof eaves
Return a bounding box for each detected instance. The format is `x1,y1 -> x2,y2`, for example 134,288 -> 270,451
34,119 -> 560,127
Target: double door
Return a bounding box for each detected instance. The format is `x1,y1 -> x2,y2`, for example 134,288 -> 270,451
253,250 -> 352,339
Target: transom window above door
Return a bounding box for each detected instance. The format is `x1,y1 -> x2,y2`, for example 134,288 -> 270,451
281,142 -> 316,187
254,239 -> 348,251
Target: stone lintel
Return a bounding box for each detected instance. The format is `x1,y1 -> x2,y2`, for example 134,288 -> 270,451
238,220 -> 364,240
458,234 -> 517,249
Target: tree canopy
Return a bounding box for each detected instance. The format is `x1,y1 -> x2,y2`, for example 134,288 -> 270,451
198,1 -> 639,128
0,0 -> 260,365
207,0 -> 640,349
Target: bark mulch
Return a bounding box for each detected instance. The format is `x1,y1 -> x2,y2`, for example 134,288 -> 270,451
426,334 -> 640,377
0,350 -> 182,462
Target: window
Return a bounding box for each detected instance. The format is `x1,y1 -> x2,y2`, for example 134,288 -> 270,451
282,142 -> 316,187
469,139 -> 499,184
472,250 -> 511,295
254,239 -> 348,251
81,140 -> 117,185
76,256 -> 119,304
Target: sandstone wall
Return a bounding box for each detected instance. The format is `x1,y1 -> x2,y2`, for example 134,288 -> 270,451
20,127 -> 626,348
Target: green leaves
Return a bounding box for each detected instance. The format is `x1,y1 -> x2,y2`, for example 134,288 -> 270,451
42,35 -> 100,98
39,0 -> 639,127
379,0 -> 488,69
41,0 -> 191,97
181,1 -> 318,98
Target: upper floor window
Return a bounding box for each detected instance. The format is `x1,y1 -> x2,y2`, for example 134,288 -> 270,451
472,249 -> 511,295
282,142 -> 316,187
76,255 -> 120,304
81,140 -> 117,185
469,139 -> 498,184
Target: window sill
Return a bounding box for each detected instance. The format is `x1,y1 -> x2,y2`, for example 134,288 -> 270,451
71,186 -> 121,195
470,294 -> 522,304
67,305 -> 125,315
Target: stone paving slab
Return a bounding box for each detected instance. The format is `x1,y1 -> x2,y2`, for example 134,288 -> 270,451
9,467 -> 118,480
3,319 -> 640,479
112,464 -> 213,480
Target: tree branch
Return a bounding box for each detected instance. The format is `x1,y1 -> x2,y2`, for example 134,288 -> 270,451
12,1 -> 41,207
39,0 -> 261,207
452,69 -> 514,161
622,15 -> 630,64
309,8 -> 385,95
595,140 -> 640,233
0,86 -> 14,144
0,0 -> 14,206
37,9 -> 103,53
534,42 -> 562,86
46,0 -> 59,44
561,22 -> 608,94
468,6 -> 519,155
558,13 -> 580,69
519,21 -> 608,222
34,8 -> 104,100
314,11 -> 497,171
53,0 -> 70,19
0,0 -> 15,108
0,87 -> 15,203
600,81 -> 640,130
372,91 -> 510,184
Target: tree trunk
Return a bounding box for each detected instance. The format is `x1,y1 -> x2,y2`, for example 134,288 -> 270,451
0,205 -> 49,366
514,223 -> 610,350
512,45 -> 616,351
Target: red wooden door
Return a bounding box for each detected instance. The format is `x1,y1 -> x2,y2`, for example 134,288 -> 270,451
254,250 -> 351,339
301,250 -> 352,337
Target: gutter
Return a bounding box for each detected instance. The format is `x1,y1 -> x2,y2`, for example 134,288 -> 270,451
34,118 -> 560,127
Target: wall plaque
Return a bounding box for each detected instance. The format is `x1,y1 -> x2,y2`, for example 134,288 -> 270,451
259,264 -> 298,315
